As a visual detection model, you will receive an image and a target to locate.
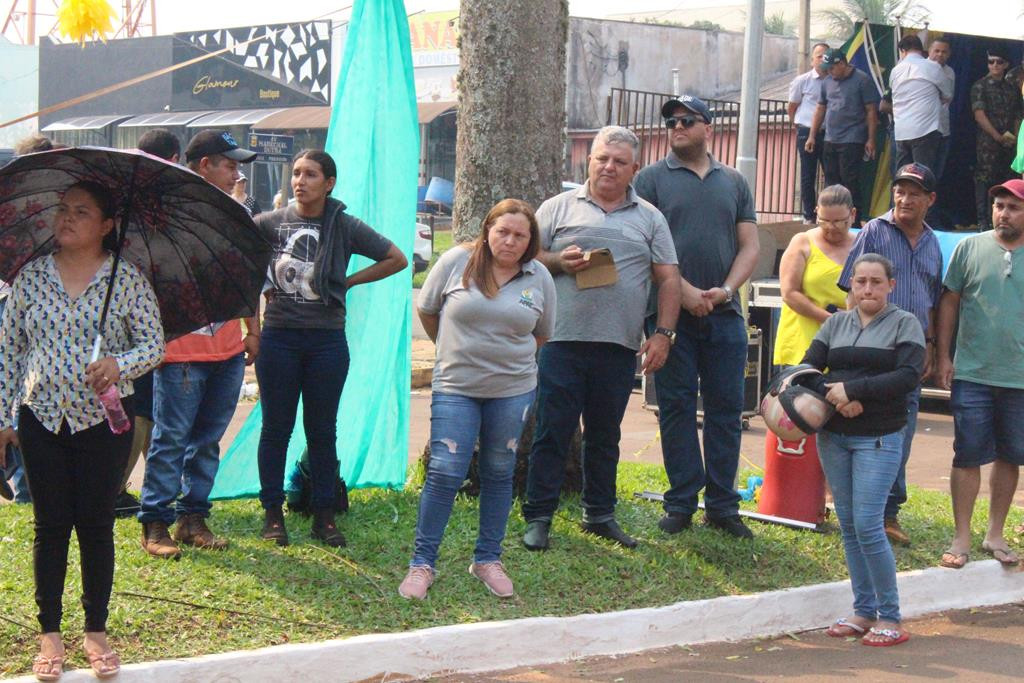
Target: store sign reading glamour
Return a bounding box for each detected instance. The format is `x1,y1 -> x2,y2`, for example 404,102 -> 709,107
193,75 -> 240,95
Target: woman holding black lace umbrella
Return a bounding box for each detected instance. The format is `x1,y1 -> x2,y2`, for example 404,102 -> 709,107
0,146 -> 271,680
0,181 -> 164,680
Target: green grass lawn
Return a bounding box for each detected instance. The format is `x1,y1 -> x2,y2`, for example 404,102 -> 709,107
1,462 -> 1020,677
412,229 -> 455,288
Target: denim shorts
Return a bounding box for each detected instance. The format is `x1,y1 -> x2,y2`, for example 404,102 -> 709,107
951,380 -> 1024,468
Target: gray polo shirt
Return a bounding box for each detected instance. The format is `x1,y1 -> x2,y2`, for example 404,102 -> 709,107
819,69 -> 880,144
418,246 -> 556,399
634,153 -> 757,316
536,185 -> 678,351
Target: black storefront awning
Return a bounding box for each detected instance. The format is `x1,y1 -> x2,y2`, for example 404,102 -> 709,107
119,111 -> 215,127
186,109 -> 286,128
42,114 -> 133,132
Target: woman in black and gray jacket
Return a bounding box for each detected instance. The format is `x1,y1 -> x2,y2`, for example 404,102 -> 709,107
800,253 -> 924,647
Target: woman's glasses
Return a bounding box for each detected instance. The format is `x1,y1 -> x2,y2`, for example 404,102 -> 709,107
665,115 -> 700,130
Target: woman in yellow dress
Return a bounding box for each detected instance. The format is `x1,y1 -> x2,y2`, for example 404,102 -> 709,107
774,185 -> 857,367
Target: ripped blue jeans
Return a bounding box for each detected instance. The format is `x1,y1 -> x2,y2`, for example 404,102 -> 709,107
411,390 -> 535,568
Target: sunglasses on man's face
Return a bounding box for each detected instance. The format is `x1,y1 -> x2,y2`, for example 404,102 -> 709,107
989,58 -> 1007,65
665,115 -> 700,130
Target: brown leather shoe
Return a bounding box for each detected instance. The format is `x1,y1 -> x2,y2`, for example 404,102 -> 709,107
173,513 -> 228,550
884,518 -> 911,546
141,521 -> 181,559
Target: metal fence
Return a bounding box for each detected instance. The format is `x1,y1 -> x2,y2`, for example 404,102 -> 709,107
607,87 -> 802,219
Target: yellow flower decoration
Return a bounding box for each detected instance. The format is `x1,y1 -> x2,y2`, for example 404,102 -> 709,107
57,0 -> 117,46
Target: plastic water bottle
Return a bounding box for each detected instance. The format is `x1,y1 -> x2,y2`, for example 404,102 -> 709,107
97,384 -> 132,434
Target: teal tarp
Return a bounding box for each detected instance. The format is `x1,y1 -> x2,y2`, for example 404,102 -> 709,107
210,0 -> 419,499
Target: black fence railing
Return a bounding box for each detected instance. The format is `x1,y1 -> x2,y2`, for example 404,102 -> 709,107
607,87 -> 804,219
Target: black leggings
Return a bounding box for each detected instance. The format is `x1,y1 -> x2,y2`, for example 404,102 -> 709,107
18,405 -> 133,633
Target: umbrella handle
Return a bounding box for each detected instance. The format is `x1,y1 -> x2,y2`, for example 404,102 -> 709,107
90,334 -> 104,364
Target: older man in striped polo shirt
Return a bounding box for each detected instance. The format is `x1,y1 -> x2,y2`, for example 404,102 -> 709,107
837,163 -> 944,547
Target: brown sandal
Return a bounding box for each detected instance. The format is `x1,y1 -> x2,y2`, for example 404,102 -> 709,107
32,653 -> 64,681
87,649 -> 121,679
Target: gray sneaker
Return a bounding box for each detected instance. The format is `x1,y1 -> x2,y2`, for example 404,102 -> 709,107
398,565 -> 434,600
469,561 -> 514,598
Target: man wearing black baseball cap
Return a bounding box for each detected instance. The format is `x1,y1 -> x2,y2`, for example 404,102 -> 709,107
969,46 -> 1022,229
634,95 -> 760,541
837,162 -> 944,547
807,48 -> 880,221
183,130 -> 257,194
138,128 -> 260,558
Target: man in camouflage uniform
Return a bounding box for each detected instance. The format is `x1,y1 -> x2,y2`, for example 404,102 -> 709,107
971,48 -> 1023,229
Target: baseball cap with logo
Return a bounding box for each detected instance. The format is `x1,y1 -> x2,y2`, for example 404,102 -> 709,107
185,130 -> 257,164
660,95 -> 713,124
821,48 -> 848,66
989,178 -> 1024,200
892,162 -> 936,193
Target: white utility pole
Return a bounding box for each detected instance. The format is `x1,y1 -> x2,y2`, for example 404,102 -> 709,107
736,0 -> 765,198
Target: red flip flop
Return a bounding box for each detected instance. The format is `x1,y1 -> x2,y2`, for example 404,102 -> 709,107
862,627 -> 910,647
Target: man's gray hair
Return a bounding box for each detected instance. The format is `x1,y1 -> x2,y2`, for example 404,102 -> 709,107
591,125 -> 640,159
817,184 -> 854,210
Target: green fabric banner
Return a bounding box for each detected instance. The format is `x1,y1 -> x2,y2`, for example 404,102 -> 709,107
210,0 -> 419,499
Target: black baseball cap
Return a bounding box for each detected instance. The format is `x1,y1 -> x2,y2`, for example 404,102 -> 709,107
821,48 -> 848,66
892,162 -> 936,193
185,130 -> 257,163
661,95 -> 713,124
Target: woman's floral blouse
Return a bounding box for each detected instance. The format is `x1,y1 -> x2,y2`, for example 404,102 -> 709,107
0,254 -> 164,434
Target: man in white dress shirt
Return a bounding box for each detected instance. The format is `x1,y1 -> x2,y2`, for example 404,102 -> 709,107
788,42 -> 830,224
928,36 -> 956,181
890,34 -> 953,171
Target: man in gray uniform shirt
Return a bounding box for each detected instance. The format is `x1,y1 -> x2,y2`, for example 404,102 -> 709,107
521,126 -> 682,551
634,95 -> 760,540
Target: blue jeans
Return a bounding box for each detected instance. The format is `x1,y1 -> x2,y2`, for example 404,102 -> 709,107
412,390 -> 535,568
523,341 -> 637,524
256,327 -> 349,510
138,353 -> 245,524
2,438 -> 32,503
818,429 -> 904,624
650,311 -> 747,518
796,125 -> 825,221
0,296 -> 30,504
884,386 -> 920,520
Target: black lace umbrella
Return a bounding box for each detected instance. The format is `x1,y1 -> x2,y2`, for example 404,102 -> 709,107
0,146 -> 272,343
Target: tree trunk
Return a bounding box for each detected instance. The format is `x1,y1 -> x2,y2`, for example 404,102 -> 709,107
452,0 -> 568,242
419,0 -> 583,498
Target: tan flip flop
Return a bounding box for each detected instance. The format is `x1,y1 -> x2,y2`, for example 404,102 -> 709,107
982,541 -> 1020,566
940,548 -> 969,569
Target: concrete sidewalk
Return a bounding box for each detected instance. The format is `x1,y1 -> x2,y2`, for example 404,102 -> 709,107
451,603 -> 1024,682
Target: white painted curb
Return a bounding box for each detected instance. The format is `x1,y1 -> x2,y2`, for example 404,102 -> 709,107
12,560 -> 1024,682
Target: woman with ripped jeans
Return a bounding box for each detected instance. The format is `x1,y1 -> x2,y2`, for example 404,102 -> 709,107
400,199 -> 555,600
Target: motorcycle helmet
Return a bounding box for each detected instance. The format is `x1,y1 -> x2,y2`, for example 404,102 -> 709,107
760,364 -> 835,441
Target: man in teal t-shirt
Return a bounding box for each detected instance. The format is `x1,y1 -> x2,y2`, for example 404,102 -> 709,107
936,179 -> 1024,569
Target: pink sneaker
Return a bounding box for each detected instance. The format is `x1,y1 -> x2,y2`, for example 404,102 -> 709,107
469,561 -> 514,598
398,565 -> 434,600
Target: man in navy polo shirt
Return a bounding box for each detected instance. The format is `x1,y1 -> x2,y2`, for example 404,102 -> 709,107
838,162 -> 944,546
806,49 -> 880,221
634,96 -> 760,540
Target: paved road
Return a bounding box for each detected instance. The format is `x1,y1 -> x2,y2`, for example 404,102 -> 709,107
447,603 -> 1024,682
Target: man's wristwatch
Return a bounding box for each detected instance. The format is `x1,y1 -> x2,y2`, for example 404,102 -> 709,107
654,327 -> 677,345
722,283 -> 734,303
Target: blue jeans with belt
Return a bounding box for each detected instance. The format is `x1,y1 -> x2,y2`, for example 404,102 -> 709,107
411,390 -> 535,568
139,353 -> 245,524
649,311 -> 747,518
818,429 -> 905,624
523,341 -> 637,524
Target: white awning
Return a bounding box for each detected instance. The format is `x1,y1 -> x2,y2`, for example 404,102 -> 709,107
41,114 -> 132,131
118,111 -> 215,127
186,109 -> 286,127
